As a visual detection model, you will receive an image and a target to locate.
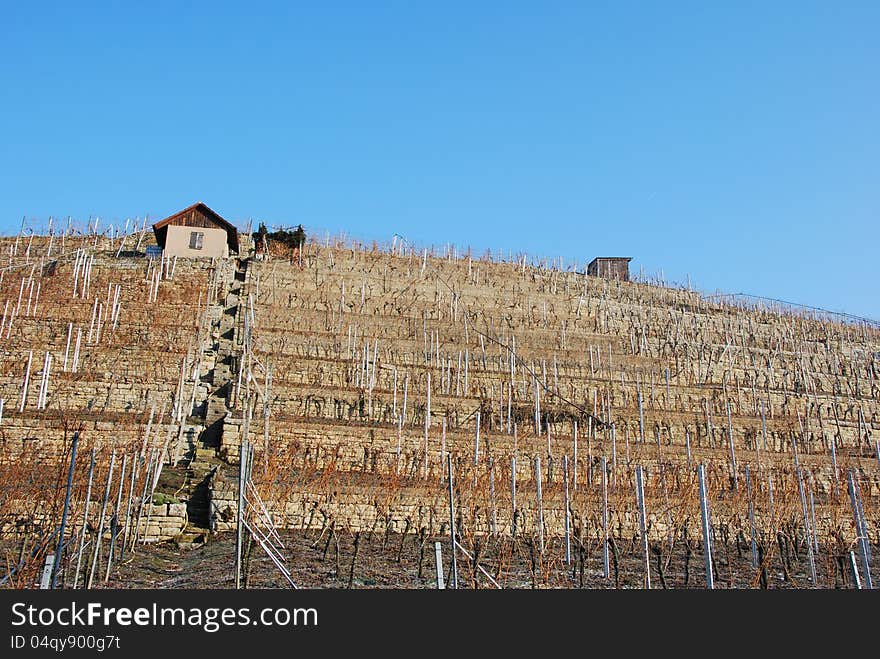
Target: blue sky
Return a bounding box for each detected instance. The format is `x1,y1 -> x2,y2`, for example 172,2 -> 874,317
1,2 -> 877,318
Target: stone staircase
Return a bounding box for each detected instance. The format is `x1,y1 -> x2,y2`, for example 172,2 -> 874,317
152,255 -> 252,545
218,258 -> 249,463
167,257 -> 244,544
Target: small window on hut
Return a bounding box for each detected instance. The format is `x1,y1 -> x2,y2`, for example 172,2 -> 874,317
189,231 -> 204,250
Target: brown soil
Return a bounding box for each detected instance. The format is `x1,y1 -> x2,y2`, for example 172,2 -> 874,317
82,530 -> 874,590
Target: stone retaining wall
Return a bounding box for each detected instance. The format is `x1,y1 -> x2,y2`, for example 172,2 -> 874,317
0,499 -> 187,544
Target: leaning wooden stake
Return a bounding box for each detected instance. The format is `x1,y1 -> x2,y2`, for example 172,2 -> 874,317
473,410 -> 480,489
423,373 -> 430,479
727,401 -> 738,490
235,440 -> 251,589
73,449 -> 96,589
746,465 -> 758,569
120,454 -> 138,561
489,457 -> 497,535
638,392 -> 645,444
19,350 -> 33,412
847,469 -> 873,589
635,465 -> 650,589
87,450 -> 116,590
72,329 -> 82,373
563,455 -> 571,565
104,453 -> 128,582
601,456 -> 609,579
50,431 -> 79,589
796,467 -> 817,587
396,414 -> 402,475
447,454 -> 458,589
131,450 -> 154,550
62,322 -> 73,372
535,456 -> 544,554
510,455 -> 517,537
698,463 -> 714,589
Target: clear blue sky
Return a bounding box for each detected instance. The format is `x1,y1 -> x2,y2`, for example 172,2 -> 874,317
1,2 -> 877,318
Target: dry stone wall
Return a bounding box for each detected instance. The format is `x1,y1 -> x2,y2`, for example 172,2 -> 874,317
0,233 -> 877,552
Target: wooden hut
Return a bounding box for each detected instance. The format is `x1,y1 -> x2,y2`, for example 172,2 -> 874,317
587,257 -> 632,281
152,202 -> 239,258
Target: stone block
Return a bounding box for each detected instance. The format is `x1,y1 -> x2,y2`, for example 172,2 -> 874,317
168,503 -> 187,517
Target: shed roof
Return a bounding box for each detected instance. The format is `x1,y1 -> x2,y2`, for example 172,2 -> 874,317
152,202 -> 239,252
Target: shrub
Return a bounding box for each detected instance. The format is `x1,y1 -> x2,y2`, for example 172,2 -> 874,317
152,492 -> 182,505
253,223 -> 306,251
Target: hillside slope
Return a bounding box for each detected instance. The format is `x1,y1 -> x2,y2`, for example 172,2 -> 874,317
0,230 -> 877,588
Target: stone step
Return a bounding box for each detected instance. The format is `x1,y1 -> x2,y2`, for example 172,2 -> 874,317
174,529 -> 208,547
212,364 -> 232,379
194,445 -> 217,460
205,412 -> 227,427
207,395 -> 227,411
187,461 -> 214,475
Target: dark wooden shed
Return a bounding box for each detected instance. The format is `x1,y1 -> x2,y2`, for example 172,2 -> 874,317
587,257 -> 632,281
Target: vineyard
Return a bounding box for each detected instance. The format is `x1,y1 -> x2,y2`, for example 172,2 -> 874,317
0,221 -> 877,589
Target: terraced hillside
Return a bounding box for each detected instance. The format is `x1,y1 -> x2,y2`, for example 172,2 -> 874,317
1,227 -> 878,588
